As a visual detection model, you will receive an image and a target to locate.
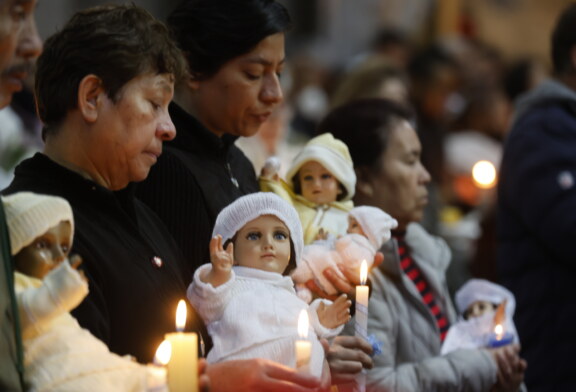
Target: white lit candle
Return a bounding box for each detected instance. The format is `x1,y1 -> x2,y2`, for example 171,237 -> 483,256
148,340 -> 171,391
355,260 -> 369,392
295,309 -> 311,373
165,300 -> 198,392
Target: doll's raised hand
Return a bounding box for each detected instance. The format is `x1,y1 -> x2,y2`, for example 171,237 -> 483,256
204,235 -> 234,287
260,156 -> 281,181
69,254 -> 87,283
316,294 -> 351,329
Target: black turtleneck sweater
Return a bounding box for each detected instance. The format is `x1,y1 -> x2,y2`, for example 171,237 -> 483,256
136,102 -> 259,281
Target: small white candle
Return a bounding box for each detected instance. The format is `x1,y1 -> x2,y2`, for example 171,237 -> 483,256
148,340 -> 171,391
165,300 -> 198,392
295,309 -> 311,373
355,260 -> 369,392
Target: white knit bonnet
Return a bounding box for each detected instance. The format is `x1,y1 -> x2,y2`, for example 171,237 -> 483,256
2,192 -> 74,256
286,133 -> 356,202
455,279 -> 516,317
212,192 -> 304,264
349,206 -> 398,250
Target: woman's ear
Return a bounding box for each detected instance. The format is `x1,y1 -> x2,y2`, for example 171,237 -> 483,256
355,167 -> 374,197
77,74 -> 104,123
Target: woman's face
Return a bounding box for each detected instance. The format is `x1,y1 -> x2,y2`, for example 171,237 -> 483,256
364,120 -> 431,231
190,32 -> 285,138
90,72 -> 176,190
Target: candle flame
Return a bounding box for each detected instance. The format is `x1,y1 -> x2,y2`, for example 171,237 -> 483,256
298,309 -> 309,339
176,300 -> 187,332
494,324 -> 503,339
154,340 -> 172,366
360,260 -> 368,285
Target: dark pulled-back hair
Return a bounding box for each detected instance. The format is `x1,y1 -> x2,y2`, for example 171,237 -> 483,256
35,4 -> 188,132
552,3 -> 576,75
317,98 -> 415,171
168,0 -> 291,80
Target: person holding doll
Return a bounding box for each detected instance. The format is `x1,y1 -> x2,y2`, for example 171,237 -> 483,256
3,192 -> 204,392
260,133 -> 356,244
292,205 -> 397,303
187,192 -> 351,382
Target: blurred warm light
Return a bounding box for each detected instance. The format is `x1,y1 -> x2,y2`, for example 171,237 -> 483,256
472,160 -> 497,189
154,340 -> 172,365
298,309 -> 309,338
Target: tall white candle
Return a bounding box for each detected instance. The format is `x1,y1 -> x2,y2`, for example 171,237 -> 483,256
355,260 -> 369,392
165,300 -> 198,392
295,309 -> 311,373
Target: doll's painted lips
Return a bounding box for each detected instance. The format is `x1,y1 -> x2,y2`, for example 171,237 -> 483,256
261,253 -> 275,259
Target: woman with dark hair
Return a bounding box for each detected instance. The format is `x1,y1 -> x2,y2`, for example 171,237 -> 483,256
137,0 -> 289,277
320,98 -> 526,391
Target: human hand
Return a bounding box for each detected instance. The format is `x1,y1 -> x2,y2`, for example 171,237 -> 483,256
487,344 -> 527,392
69,254 -> 87,283
316,294 -> 352,329
207,358 -> 321,392
198,358 -> 210,392
326,335 -> 373,386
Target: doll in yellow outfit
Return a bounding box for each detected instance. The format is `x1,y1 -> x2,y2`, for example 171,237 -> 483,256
260,133 -> 356,244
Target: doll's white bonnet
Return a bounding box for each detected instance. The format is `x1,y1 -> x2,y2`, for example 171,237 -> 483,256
285,133 -> 356,202
455,279 -> 516,317
2,192 -> 74,256
212,192 -> 304,264
349,206 -> 398,249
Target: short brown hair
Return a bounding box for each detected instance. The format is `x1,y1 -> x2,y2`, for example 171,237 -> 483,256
35,4 -> 187,133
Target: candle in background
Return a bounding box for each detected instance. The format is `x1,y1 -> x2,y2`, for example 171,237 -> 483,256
355,260 -> 369,392
148,340 -> 171,391
295,309 -> 311,373
165,300 -> 198,392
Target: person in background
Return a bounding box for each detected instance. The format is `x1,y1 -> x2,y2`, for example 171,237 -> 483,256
322,98 -> 526,392
497,3 -> 576,390
0,0 -> 42,389
137,0 -> 288,278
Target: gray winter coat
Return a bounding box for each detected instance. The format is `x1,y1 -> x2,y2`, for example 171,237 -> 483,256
346,223 -> 497,392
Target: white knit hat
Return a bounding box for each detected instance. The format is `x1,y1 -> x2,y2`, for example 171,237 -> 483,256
349,206 -> 398,250
2,192 -> 74,256
212,192 -> 304,264
286,133 -> 356,202
455,279 -> 516,317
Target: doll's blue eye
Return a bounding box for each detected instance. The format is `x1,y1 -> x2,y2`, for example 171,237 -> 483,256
273,231 -> 288,240
246,232 -> 261,240
321,173 -> 333,180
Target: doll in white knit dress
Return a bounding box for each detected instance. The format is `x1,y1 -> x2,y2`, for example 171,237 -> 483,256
291,205 -> 398,302
3,192 -> 167,392
187,192 -> 351,379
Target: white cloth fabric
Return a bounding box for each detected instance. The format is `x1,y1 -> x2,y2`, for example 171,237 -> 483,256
188,264 -> 342,378
16,262 -> 166,392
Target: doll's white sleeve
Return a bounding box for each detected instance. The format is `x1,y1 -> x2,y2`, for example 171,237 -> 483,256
308,298 -> 344,339
187,263 -> 236,324
16,260 -> 88,335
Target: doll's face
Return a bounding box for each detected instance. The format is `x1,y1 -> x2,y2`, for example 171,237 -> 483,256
234,214 -> 291,274
298,161 -> 341,205
464,300 -> 497,320
14,220 -> 72,279
347,216 -> 366,236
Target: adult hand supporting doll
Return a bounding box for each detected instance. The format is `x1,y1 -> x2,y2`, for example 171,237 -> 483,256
487,344 -> 527,392
324,336 -> 373,385
207,358 -> 322,392
305,252 -> 384,300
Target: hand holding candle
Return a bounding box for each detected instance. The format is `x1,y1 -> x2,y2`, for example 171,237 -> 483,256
165,300 -> 198,392
295,309 -> 312,373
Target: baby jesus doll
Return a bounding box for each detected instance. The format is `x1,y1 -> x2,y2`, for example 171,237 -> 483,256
291,206 -> 397,303
187,192 -> 351,379
441,279 -> 519,355
259,133 -> 356,244
3,192 -> 170,392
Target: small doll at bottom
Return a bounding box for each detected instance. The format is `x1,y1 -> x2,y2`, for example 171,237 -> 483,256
441,279 -> 519,355
3,192 -> 167,392
187,192 -> 351,379
291,206 -> 398,303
